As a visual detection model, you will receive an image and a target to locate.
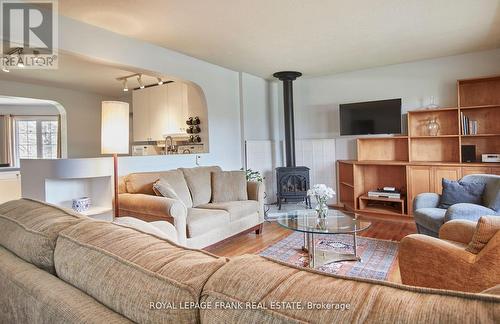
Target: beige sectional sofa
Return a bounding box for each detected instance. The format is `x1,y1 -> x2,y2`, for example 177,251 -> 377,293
118,166 -> 265,248
0,199 -> 499,324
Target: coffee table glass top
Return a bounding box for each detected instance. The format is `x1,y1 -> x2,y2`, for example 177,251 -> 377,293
276,209 -> 371,234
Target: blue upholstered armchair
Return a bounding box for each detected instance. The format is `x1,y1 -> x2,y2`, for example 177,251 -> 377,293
413,174 -> 500,237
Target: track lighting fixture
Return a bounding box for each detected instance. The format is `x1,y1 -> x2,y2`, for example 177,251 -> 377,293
137,75 -> 145,89
122,79 -> 128,92
117,73 -> 170,91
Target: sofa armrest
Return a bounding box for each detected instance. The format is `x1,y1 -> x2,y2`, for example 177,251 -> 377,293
247,181 -> 264,201
118,193 -> 187,246
444,203 -> 497,223
413,193 -> 441,211
439,219 -> 477,244
399,234 -> 476,291
247,181 -> 265,221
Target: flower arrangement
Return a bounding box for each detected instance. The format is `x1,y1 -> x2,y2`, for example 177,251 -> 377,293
241,168 -> 264,182
307,184 -> 335,218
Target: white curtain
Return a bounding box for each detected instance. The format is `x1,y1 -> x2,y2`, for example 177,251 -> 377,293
1,115 -> 13,166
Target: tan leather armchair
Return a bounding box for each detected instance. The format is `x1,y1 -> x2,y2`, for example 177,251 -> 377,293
399,217 -> 500,293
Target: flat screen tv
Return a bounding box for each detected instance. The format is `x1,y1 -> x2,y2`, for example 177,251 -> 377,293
339,98 -> 401,135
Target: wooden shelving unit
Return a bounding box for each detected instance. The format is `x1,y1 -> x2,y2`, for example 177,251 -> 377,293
359,195 -> 405,216
357,137 -> 408,162
338,75 -> 500,218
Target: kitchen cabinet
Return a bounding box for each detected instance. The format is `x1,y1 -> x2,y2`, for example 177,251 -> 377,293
132,82 -> 188,142
166,82 -> 188,136
132,86 -> 152,141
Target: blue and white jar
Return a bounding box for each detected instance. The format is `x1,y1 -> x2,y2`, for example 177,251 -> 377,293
72,197 -> 91,213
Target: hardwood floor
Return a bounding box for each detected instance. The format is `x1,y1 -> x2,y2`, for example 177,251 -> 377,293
204,215 -> 417,283
205,216 -> 416,257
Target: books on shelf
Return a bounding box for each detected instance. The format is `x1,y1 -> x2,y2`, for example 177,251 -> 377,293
460,112 -> 478,135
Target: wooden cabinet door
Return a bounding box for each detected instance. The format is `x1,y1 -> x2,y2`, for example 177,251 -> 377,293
149,85 -> 169,140
490,167 -> 500,175
462,167 -> 491,176
433,167 -> 461,194
132,88 -> 151,141
407,166 -> 433,212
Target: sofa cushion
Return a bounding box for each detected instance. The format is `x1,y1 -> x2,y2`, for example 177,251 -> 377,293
153,179 -> 180,200
187,208 -> 230,238
197,200 -> 259,222
439,178 -> 486,209
482,284 -> 500,296
153,170 -> 193,208
125,171 -> 162,195
466,216 -> 500,254
180,166 -> 221,206
0,199 -> 84,274
413,207 -> 447,234
54,220 -> 227,324
0,246 -> 130,324
484,179 -> 500,212
200,254 -> 500,323
211,170 -> 248,203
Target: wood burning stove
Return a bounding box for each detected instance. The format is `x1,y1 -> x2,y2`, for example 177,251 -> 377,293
276,166 -> 311,209
273,71 -> 311,209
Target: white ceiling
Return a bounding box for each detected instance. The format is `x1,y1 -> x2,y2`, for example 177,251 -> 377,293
59,0 -> 500,78
0,52 -> 169,97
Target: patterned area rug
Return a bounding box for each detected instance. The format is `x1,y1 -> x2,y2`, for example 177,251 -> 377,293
260,232 -> 399,281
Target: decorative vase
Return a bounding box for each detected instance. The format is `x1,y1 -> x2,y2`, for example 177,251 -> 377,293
316,217 -> 327,230
72,197 -> 91,213
426,96 -> 439,109
315,198 -> 329,219
426,118 -> 440,136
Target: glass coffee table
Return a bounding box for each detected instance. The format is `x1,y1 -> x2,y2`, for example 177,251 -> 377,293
276,209 -> 371,268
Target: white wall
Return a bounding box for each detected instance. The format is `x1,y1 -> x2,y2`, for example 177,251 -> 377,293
59,16 -> 243,171
0,79 -> 120,158
0,104 -> 59,115
289,48 -> 500,160
240,72 -> 274,141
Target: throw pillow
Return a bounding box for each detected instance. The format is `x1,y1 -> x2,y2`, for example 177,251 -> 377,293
153,178 -> 181,201
481,284 -> 500,296
466,216 -> 500,254
211,171 -> 248,203
483,179 -> 500,212
438,178 -> 486,209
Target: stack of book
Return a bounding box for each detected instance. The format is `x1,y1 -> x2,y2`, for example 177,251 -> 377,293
461,112 -> 478,135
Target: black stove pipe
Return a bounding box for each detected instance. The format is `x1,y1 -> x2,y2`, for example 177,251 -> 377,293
273,71 -> 302,167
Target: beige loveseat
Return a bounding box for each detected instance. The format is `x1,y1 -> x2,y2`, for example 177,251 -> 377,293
0,199 -> 499,324
118,166 -> 265,248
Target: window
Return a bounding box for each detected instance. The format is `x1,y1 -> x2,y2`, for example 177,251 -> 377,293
13,116 -> 59,166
